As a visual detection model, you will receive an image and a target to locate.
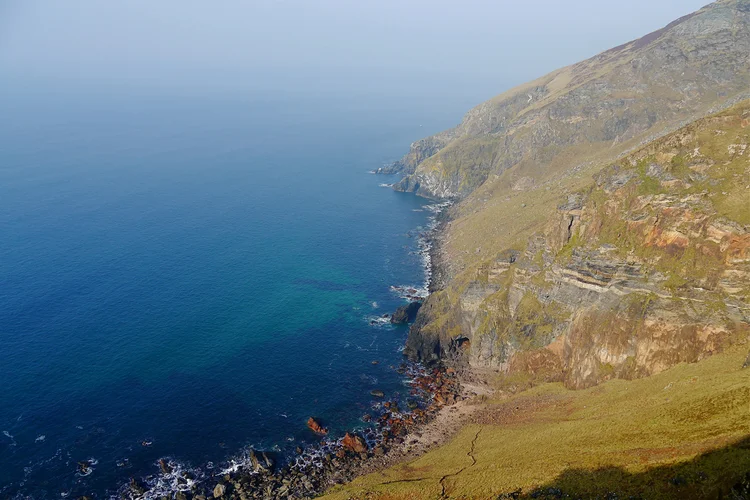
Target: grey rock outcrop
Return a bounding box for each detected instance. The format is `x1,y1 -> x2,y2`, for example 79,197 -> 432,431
391,301 -> 422,324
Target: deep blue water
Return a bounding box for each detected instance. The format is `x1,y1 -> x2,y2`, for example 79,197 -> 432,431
0,83 -> 466,498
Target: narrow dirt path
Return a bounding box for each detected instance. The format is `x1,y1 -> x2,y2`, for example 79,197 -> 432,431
439,427 -> 482,497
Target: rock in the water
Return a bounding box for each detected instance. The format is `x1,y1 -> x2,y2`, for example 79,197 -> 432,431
213,483 -> 226,498
370,389 -> 385,398
249,449 -> 260,471
307,417 -> 328,435
129,478 -> 146,495
158,458 -> 171,474
341,432 -> 368,454
261,451 -> 274,469
390,301 -> 422,324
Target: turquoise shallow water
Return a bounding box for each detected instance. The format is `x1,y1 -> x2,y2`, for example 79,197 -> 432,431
0,84 -> 464,497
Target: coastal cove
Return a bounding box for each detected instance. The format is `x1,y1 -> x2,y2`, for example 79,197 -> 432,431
0,83 -> 472,498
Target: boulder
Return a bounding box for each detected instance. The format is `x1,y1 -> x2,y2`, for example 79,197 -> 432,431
743,351 -> 750,369
261,451 -> 274,469
128,478 -> 146,495
341,432 -> 368,454
213,483 -> 226,498
391,301 -> 422,324
158,458 -> 171,474
249,450 -> 260,471
370,389 -> 385,398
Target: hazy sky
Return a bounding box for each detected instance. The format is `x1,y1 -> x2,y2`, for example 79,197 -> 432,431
1,0 -> 710,97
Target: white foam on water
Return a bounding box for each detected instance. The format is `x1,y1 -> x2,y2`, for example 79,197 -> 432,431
390,284 -> 428,300
117,459 -> 204,500
2,430 -> 16,446
35,435 -> 46,443
365,315 -> 392,327
218,449 -> 258,476
397,200 -> 453,299
378,183 -> 392,188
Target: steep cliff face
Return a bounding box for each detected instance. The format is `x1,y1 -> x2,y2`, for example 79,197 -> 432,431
390,0 -> 750,200
406,100 -> 750,389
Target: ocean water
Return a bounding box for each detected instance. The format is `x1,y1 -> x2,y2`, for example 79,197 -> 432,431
0,83 -> 466,497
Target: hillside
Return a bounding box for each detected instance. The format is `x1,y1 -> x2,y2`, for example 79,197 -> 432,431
387,0 -> 750,204
322,344 -> 750,499
321,99 -> 750,500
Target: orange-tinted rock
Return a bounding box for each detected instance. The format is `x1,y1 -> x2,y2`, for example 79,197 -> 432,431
306,417 -> 328,435
341,432 -> 368,453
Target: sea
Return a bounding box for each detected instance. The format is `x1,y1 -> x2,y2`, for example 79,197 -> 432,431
0,77 -> 484,497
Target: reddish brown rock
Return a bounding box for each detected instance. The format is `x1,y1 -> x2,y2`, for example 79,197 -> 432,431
341,432 -> 368,453
306,417 -> 328,435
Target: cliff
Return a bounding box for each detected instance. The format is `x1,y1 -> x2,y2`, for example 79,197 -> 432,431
406,97 -> 750,389
394,0 -> 750,391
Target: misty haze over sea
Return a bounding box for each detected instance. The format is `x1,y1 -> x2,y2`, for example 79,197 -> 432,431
0,1 -> 709,496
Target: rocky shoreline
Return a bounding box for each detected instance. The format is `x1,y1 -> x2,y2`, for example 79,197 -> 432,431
121,365 -> 469,500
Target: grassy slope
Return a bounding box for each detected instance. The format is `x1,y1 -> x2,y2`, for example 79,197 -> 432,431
322,345 -> 750,499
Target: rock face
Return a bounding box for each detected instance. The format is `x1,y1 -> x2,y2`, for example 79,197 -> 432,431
388,0 -> 750,200
391,301 -> 422,324
406,100 -> 750,389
